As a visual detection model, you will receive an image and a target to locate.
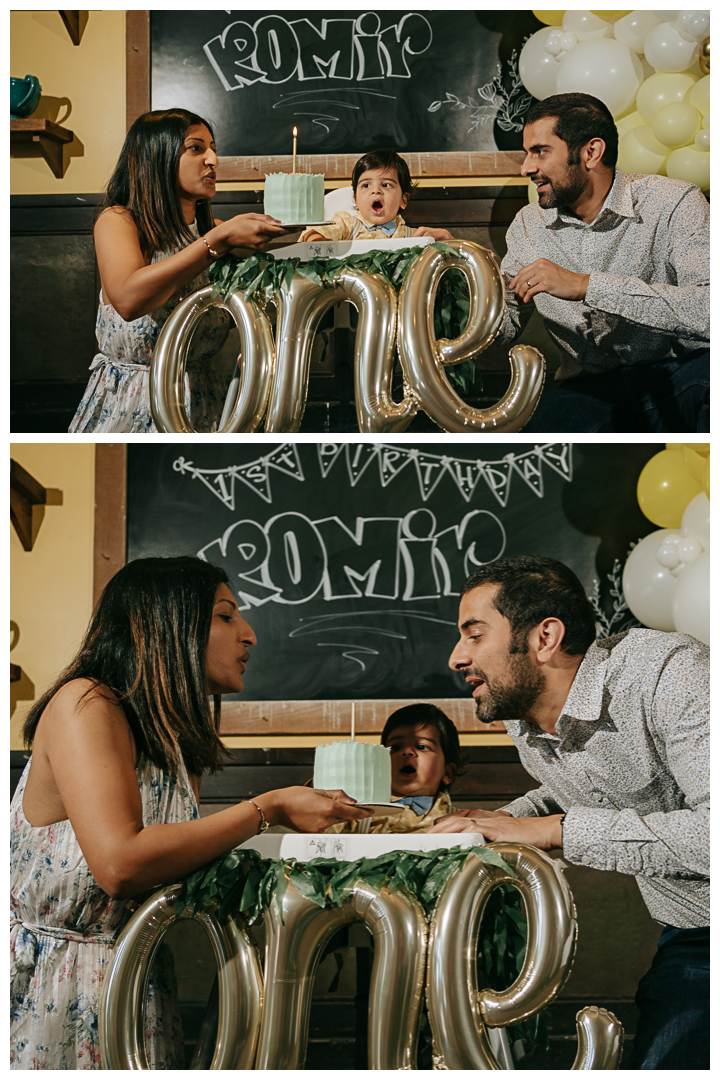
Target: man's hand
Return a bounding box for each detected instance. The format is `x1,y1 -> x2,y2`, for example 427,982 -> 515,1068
509,259 -> 589,304
429,809 -> 564,850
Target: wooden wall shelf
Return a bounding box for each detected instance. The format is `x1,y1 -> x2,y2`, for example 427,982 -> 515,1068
10,459 -> 47,551
11,118 -> 74,179
59,11 -> 85,45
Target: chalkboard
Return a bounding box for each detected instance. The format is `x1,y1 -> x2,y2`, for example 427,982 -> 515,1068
126,442 -> 660,703
150,10 -> 542,156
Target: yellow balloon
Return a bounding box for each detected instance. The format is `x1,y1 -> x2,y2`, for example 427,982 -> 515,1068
637,449 -> 703,528
615,110 -> 645,138
636,72 -> 697,122
651,102 -> 701,148
618,126 -> 669,175
665,442 -> 710,456
702,456 -> 710,500
533,10 -> 565,26
589,10 -> 631,18
528,179 -> 539,204
682,447 -> 708,486
665,145 -> 710,191
688,75 -> 710,117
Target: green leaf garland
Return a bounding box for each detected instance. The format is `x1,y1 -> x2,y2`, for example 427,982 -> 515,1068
207,244 -> 483,396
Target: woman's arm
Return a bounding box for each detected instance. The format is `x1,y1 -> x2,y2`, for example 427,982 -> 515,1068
95,207 -> 289,321
29,681 -> 368,899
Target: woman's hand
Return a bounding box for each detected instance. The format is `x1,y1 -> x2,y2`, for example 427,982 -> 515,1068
212,213 -> 290,252
428,808 -> 514,833
257,786 -> 372,833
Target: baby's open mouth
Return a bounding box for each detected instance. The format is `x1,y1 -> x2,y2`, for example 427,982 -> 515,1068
372,200 -> 383,213
399,764 -> 417,776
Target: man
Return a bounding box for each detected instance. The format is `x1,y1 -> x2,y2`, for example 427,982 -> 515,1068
431,555 -> 709,1069
499,93 -> 709,433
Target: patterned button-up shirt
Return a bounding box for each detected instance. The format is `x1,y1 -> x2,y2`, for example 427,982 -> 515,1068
499,169 -> 710,380
299,211 -> 416,243
500,630 -> 709,929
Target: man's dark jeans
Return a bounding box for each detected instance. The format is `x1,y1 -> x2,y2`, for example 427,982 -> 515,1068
631,925 -> 709,1069
524,351 -> 709,433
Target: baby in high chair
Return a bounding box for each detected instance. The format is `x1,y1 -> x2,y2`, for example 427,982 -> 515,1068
327,702 -> 463,835
299,150 -> 452,244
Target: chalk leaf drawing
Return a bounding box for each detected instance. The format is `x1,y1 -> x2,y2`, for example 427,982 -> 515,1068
427,49 -> 532,133
588,557 -> 640,640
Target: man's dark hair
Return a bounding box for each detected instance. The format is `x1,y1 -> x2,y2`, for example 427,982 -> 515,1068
461,555 -> 597,656
351,149 -> 414,196
525,93 -> 618,168
381,703 -> 463,791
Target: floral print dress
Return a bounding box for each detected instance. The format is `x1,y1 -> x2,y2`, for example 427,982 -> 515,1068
10,755 -> 199,1069
68,224 -> 232,433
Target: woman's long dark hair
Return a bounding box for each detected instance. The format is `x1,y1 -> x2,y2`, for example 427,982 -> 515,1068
99,108 -> 216,259
23,556 -> 231,776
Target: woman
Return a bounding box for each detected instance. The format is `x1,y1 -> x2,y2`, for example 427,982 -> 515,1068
69,109 -> 288,433
10,557 -> 368,1069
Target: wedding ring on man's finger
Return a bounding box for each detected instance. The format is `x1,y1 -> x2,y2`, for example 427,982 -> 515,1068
527,279 -> 533,287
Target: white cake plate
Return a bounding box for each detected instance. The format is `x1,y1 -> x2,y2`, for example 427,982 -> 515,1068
360,802 -> 404,815
274,220 -> 334,229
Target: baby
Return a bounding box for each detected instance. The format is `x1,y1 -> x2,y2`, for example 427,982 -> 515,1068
327,703 -> 462,834
299,150 -> 452,244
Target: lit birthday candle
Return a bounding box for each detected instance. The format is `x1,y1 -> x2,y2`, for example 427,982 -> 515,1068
292,126 -> 298,174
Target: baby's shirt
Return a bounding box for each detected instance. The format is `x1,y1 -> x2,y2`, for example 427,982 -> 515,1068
327,790 -> 452,834
299,210 -> 416,243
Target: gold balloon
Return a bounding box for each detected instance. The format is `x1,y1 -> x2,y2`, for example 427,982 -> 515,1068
255,877 -> 427,1069
99,885 -> 263,1070
637,449 -> 703,528
99,851 -> 626,1070
265,267 -> 417,434
150,285 -> 275,434
397,242 -> 545,432
571,1006 -> 624,1069
426,844 -> 578,1069
699,37 -> 709,76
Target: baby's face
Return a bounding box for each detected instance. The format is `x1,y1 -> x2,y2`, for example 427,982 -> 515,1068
386,723 -> 451,798
354,167 -> 409,226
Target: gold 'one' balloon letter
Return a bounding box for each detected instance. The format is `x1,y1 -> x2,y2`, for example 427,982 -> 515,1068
99,846 -> 623,1070
150,241 -> 545,434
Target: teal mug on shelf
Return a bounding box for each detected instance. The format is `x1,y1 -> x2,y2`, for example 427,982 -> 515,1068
10,75 -> 42,119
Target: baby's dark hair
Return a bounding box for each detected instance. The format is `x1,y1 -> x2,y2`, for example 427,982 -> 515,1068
381,703 -> 463,792
351,149 -> 414,196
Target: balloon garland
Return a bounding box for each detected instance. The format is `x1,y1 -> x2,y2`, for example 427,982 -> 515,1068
623,443 -> 710,644
522,10 -> 710,196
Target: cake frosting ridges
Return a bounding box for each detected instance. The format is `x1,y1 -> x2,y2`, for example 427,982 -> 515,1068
314,741 -> 392,804
264,172 -> 325,224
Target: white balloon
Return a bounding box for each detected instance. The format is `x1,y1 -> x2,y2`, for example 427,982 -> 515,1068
672,552 -> 710,644
644,22 -> 699,72
519,27 -> 562,100
652,10 -> 682,19
680,491 -> 710,549
556,38 -> 644,117
656,537 -> 682,569
562,10 -> 613,41
545,29 -> 565,56
622,529 -> 684,631
694,129 -> 710,150
613,10 -> 661,54
678,536 -> 702,564
675,10 -> 710,44
561,31 -> 579,53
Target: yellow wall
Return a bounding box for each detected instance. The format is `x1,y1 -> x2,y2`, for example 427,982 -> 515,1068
10,445 -> 96,749
11,10 -> 126,195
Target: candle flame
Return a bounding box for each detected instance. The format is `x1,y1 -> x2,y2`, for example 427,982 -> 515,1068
292,126 -> 298,136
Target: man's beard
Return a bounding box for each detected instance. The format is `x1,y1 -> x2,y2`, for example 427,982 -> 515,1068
472,651 -> 545,725
537,162 -> 587,210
